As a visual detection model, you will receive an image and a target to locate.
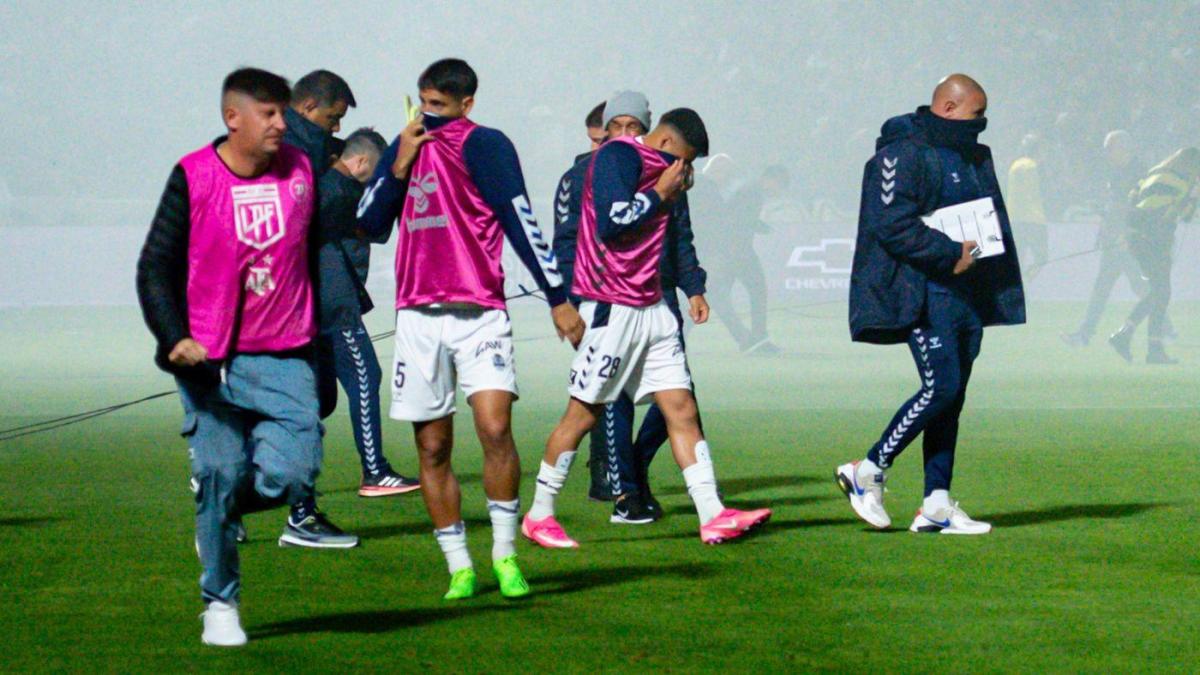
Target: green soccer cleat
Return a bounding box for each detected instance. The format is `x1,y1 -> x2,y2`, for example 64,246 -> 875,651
443,568 -> 477,601
492,555 -> 531,599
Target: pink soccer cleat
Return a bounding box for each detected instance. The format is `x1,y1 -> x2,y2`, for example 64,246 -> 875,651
699,507 -> 772,545
521,514 -> 579,549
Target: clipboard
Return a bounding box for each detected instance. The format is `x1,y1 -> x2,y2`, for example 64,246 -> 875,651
920,197 -> 1006,258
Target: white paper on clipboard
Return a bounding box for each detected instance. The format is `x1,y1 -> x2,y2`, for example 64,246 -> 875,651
919,197 -> 1006,258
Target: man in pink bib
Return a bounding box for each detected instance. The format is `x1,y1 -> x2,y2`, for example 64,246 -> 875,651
136,68 -> 325,647
523,109 -> 772,548
357,59 -> 584,600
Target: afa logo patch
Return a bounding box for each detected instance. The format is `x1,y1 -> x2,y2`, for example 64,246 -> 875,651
290,177 -> 309,201
232,184 -> 284,250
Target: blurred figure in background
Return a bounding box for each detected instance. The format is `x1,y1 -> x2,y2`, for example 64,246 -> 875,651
1007,133 -> 1049,280
759,164 -> 810,228
1062,130 -> 1152,347
693,154 -> 779,354
1108,147 -> 1200,364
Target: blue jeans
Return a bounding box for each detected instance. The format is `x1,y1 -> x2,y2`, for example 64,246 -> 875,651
589,295 -> 698,497
867,287 -> 983,496
178,353 -> 322,604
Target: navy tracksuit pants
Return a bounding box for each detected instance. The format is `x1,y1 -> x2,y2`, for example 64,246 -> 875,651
316,320 -> 390,478
867,286 -> 983,496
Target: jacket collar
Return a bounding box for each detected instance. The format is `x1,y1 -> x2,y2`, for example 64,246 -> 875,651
915,106 -> 987,151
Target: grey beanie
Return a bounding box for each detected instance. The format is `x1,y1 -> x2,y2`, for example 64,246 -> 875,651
602,90 -> 651,130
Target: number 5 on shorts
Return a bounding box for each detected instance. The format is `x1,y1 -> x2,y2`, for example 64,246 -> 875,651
394,361 -> 407,390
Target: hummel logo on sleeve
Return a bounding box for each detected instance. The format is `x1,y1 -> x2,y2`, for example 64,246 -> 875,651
881,157 -> 898,205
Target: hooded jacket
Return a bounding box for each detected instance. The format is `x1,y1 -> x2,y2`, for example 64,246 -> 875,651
849,107 -> 1025,344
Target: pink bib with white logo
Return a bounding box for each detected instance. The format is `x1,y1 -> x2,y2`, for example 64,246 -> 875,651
573,136 -> 671,307
392,118 -> 507,309
179,142 -> 315,359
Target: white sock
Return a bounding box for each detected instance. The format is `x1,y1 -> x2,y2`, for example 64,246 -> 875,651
858,458 -> 883,480
487,498 -> 519,561
683,458 -> 724,525
924,489 -> 951,514
527,451 -> 575,521
434,521 -> 472,574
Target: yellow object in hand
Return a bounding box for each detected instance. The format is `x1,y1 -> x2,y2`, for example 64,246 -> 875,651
404,95 -> 420,123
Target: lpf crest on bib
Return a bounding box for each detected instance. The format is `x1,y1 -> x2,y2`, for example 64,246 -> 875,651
232,184 -> 285,250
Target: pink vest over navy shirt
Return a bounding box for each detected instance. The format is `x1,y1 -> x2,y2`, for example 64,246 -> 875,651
573,136 -> 671,307
392,117 -> 508,310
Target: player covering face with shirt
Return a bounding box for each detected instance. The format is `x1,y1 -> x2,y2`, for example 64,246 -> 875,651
357,58 -> 583,600
523,108 -> 771,548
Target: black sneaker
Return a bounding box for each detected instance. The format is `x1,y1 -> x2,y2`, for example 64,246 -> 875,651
233,517 -> 247,544
610,492 -> 656,525
358,469 -> 421,497
643,490 -> 663,520
278,512 -> 359,549
588,454 -> 615,502
1108,327 -> 1133,363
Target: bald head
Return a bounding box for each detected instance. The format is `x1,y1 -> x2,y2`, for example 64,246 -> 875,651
1104,129 -> 1135,167
931,74 -> 987,120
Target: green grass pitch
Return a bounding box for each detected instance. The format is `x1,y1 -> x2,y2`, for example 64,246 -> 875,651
0,300 -> 1196,672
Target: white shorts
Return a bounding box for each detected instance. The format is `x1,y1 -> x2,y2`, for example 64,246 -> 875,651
389,306 -> 518,422
568,300 -> 691,406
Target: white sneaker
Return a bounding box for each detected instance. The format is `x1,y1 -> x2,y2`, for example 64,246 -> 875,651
909,502 -> 991,535
201,600 -> 247,647
835,461 -> 890,529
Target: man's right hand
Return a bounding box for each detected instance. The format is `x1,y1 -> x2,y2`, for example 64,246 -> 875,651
953,240 -> 979,275
391,118 -> 434,180
168,338 -> 208,367
654,159 -> 688,202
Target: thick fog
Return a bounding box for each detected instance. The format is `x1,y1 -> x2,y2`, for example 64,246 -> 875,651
1,0 -> 1198,309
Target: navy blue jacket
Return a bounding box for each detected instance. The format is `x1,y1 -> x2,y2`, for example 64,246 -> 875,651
551,149 -> 706,306
283,108 -> 334,178
316,168 -> 375,331
849,107 -> 1025,344
551,152 -> 592,285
